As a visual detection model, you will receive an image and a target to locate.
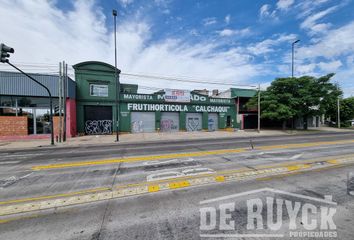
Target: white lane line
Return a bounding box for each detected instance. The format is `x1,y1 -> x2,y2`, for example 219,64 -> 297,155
19,172 -> 33,179
0,161 -> 20,165
290,153 -> 304,160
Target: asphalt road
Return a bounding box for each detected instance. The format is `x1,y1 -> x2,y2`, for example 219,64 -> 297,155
0,132 -> 354,239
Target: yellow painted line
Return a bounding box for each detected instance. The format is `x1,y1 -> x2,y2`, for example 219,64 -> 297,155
258,139 -> 354,151
113,154 -> 354,189
31,149 -> 246,170
1,156 -> 354,216
327,159 -> 339,164
148,185 -> 160,192
0,187 -> 110,205
0,213 -> 39,224
286,164 -> 311,171
168,181 -> 190,189
31,139 -> 354,171
257,160 -> 354,181
215,176 -> 225,182
3,155 -> 353,208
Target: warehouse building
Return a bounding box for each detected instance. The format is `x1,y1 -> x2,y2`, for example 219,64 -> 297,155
1,61 -> 256,137
73,61 -> 238,135
0,71 -> 76,137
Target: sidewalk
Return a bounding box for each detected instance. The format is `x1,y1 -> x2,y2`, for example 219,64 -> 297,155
0,127 -> 352,150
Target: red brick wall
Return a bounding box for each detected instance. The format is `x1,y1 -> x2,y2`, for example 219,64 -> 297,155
0,116 -> 28,136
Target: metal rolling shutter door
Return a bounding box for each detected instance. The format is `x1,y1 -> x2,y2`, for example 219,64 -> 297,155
186,113 -> 202,131
131,112 -> 155,133
161,112 -> 179,132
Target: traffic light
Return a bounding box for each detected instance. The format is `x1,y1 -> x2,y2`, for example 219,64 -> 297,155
0,43 -> 14,63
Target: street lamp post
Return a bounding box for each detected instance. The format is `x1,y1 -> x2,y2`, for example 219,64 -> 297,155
291,39 -> 300,78
113,9 -> 119,142
337,97 -> 341,128
257,83 -> 261,133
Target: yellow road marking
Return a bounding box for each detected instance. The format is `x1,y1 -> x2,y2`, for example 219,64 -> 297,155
148,185 -> 159,192
257,161 -> 352,181
31,139 -> 354,171
0,213 -> 39,224
0,187 -> 110,205
31,149 -> 246,170
258,140 -> 354,151
1,157 -> 354,215
215,176 -> 225,182
169,181 -> 190,189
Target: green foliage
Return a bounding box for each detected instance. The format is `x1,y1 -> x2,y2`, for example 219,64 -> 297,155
327,97 -> 354,125
246,74 -> 341,126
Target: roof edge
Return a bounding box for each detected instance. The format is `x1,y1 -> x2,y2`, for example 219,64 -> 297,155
72,61 -> 121,73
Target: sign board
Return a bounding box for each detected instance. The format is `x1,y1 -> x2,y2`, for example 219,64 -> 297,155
164,89 -> 190,103
89,84 -> 108,97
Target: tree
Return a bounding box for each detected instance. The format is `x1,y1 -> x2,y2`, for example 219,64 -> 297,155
327,97 -> 354,127
247,74 -> 341,130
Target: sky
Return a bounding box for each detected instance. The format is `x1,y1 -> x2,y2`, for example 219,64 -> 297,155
0,0 -> 354,96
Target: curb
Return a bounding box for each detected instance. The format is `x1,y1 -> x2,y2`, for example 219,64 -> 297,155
1,131 -> 353,153
1,157 -> 353,217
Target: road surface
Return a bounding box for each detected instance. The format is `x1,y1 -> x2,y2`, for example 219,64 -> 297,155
0,132 -> 354,239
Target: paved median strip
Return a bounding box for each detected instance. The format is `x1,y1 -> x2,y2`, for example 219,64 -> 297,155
31,139 -> 354,171
2,156 -> 354,217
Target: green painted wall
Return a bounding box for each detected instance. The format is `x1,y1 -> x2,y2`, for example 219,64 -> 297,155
73,61 -> 239,134
231,88 -> 257,98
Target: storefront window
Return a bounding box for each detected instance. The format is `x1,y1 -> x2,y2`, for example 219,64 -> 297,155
0,96 -> 58,134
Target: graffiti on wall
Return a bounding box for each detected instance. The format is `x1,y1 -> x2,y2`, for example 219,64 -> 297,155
85,120 -> 112,135
208,118 -> 215,131
161,119 -> 178,132
132,121 -> 144,133
187,117 -> 200,131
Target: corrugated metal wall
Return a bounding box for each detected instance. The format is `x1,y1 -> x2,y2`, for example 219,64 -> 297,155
0,71 -> 75,99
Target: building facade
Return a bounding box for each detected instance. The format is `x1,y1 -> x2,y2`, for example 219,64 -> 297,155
73,61 -> 238,135
0,71 -> 76,137
218,88 -> 258,129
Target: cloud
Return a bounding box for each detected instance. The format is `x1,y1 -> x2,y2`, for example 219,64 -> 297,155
317,60 -> 342,72
118,0 -> 134,8
259,4 -> 270,18
225,14 -> 231,24
276,0 -> 295,11
296,63 -> 317,76
300,6 -> 337,35
247,34 -> 297,55
218,28 -> 250,37
298,21 -> 354,60
259,4 -> 277,20
0,0 -> 263,92
202,17 -> 217,26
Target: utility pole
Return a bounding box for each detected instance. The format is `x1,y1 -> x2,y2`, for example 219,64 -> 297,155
257,83 -> 261,133
63,63 -> 67,142
113,9 -> 120,142
292,39 -> 300,78
58,62 -> 62,142
337,97 -> 341,128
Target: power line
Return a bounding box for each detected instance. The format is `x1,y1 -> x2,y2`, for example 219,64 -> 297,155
5,61 -> 258,88
121,72 -> 257,88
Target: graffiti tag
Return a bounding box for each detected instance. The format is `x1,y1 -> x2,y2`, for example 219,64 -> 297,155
85,120 -> 112,135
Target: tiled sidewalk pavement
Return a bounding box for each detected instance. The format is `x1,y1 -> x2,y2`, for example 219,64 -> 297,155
0,127 -> 352,151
